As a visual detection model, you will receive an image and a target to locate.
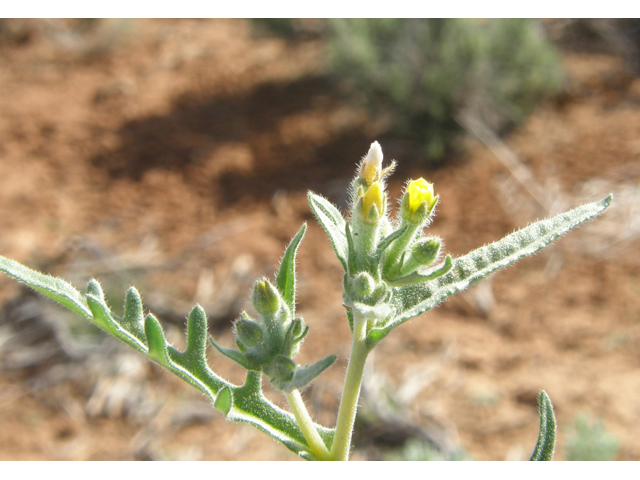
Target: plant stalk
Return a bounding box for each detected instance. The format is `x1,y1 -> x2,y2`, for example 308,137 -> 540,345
285,389 -> 331,461
330,312 -> 370,461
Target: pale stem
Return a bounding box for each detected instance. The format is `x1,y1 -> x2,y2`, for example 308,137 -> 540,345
285,389 -> 331,461
330,312 -> 370,461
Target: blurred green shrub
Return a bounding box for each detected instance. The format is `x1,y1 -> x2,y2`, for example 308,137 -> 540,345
565,414 -> 620,461
384,439 -> 470,461
327,19 -> 564,164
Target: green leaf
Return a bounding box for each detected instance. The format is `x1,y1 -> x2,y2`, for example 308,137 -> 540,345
308,191 -> 348,271
530,391 -> 557,461
286,355 -> 337,391
0,256 -> 335,459
380,195 -> 612,339
0,255 -> 92,319
275,223 -> 307,314
210,337 -> 260,371
386,255 -> 453,287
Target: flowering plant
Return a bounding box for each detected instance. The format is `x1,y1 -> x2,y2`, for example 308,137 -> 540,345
0,142 -> 611,460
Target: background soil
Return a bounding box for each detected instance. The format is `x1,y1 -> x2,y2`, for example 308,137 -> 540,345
0,19 -> 639,461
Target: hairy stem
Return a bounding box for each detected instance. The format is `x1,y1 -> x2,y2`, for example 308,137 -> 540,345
285,389 -> 331,461
330,312 -> 370,461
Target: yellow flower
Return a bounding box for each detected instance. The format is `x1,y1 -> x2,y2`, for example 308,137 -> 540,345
363,182 -> 384,218
406,178 -> 435,214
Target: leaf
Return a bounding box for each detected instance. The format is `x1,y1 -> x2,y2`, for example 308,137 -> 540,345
0,255 -> 92,319
0,256 -> 335,459
530,391 -> 557,461
275,223 -> 307,314
280,355 -> 337,392
380,195 -> 612,339
307,191 -> 348,271
209,337 -> 260,371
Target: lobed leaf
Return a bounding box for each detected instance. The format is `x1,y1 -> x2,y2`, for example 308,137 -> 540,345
530,391 -> 557,461
0,255 -> 334,459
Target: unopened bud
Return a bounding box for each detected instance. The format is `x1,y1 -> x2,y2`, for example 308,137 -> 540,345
411,237 -> 441,266
269,355 -> 296,383
351,271 -> 376,298
360,141 -> 383,185
252,279 -> 281,317
362,182 -> 384,222
234,314 -> 263,348
401,178 -> 437,223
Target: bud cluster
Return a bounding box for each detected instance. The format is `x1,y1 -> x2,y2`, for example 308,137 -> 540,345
211,230 -> 335,392
340,142 -> 452,328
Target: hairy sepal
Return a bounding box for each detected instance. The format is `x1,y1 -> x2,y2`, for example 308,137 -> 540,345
0,255 -> 333,459
368,195 -> 613,345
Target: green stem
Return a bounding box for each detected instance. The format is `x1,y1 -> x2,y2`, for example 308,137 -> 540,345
330,312 -> 370,461
285,389 -> 331,461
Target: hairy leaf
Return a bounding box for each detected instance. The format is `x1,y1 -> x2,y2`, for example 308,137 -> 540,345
0,255 -> 334,459
369,195 -> 612,343
530,391 -> 557,461
0,256 -> 91,319
276,223 -> 307,315
308,191 -> 348,271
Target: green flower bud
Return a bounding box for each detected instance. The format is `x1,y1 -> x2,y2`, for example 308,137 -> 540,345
411,237 -> 441,267
350,271 -> 376,299
268,355 -> 296,383
234,314 -> 263,348
252,279 -> 281,317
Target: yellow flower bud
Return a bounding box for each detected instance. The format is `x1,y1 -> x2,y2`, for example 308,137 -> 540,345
363,182 -> 384,218
360,141 -> 383,185
406,178 -> 436,214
